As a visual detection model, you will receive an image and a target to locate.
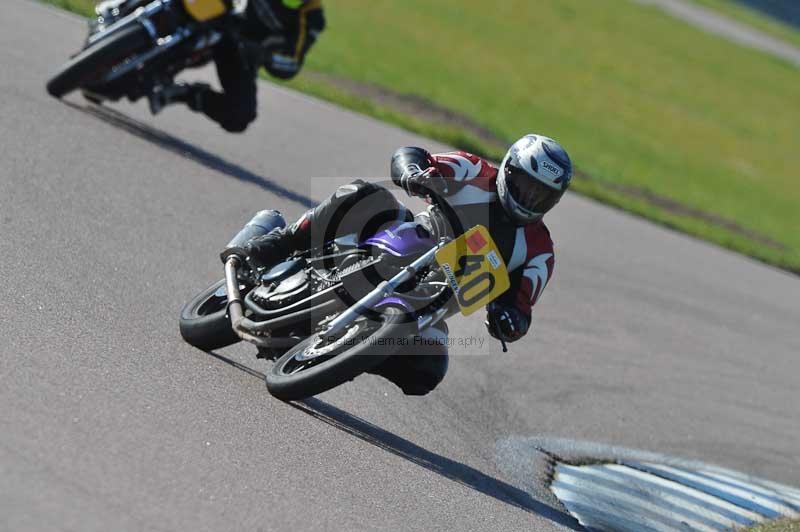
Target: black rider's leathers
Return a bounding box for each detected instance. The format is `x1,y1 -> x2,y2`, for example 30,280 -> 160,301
180,0 -> 325,132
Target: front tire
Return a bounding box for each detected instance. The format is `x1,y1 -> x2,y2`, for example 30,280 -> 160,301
180,279 -> 241,351
46,24 -> 151,98
266,307 -> 410,401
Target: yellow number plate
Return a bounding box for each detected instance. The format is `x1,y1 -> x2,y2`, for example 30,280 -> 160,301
435,225 -> 510,316
183,0 -> 228,22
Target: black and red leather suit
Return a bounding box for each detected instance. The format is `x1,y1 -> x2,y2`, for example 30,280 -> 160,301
248,147 -> 556,395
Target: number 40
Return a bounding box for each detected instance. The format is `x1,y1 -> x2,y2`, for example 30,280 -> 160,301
454,255 -> 496,308
454,255 -> 483,278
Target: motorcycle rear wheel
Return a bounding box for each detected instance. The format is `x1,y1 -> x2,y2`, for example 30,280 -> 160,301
46,24 -> 151,98
266,307 -> 409,401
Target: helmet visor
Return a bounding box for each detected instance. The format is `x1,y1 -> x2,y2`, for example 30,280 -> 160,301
504,164 -> 563,215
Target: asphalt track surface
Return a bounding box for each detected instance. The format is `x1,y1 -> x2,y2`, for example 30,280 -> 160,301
1,2 -> 799,531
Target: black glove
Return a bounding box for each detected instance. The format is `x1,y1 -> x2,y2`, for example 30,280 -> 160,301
399,166 -> 449,198
485,303 -> 529,343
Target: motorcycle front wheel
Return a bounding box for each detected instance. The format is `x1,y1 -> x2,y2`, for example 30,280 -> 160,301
179,279 -> 241,351
266,307 -> 410,401
46,24 -> 151,98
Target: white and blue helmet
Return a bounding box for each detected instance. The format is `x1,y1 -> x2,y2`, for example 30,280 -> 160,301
497,134 -> 573,224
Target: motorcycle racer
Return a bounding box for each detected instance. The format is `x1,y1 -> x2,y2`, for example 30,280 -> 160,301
150,0 -> 325,132
223,134 -> 573,395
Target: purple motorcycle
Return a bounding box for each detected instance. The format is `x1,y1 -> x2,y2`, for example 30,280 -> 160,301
180,207 -> 509,400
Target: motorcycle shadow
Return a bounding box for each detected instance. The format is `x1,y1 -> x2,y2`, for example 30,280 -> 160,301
204,349 -> 582,530
62,100 -> 316,209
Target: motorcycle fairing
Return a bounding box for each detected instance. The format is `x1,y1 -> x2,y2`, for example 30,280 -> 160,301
375,296 -> 414,314
363,222 -> 436,258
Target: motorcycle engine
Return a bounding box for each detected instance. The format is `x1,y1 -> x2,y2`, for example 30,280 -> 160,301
251,259 -> 311,311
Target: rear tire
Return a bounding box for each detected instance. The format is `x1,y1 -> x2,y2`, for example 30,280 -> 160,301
266,307 -> 410,401
180,279 -> 241,351
46,24 -> 151,98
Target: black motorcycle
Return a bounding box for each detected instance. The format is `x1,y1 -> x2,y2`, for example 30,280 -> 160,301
46,0 -> 247,106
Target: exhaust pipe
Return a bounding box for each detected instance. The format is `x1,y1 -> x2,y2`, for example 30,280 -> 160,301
221,209 -> 292,347
224,256 -> 271,347
224,257 -> 245,325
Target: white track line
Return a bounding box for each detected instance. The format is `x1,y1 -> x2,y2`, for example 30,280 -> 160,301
554,472 -> 719,531
560,465 -> 750,529
606,465 -> 764,523
640,463 -> 800,517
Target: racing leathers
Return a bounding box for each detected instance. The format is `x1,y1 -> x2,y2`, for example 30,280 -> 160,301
231,148 -> 555,395
391,147 -> 555,342
156,0 -> 325,132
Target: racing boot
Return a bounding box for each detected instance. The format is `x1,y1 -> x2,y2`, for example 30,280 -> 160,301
241,218 -> 311,274
243,228 -> 295,272
148,82 -> 210,115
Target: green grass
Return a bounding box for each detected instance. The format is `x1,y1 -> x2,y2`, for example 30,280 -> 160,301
44,0 -> 94,17
44,0 -> 800,273
742,519 -> 800,532
298,0 -> 800,272
689,0 -> 800,49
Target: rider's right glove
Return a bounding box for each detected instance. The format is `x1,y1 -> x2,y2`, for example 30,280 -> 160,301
399,166 -> 449,198
485,303 -> 529,343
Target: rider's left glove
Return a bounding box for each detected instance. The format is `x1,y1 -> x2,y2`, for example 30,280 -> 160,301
485,303 -> 529,343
